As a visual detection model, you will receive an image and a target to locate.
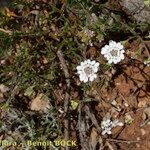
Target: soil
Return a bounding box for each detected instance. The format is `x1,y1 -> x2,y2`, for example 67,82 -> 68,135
93,52 -> 150,149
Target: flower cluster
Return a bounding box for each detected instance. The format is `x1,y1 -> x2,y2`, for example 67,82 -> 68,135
77,28 -> 95,46
101,41 -> 125,64
76,59 -> 99,83
76,40 -> 125,82
101,118 -> 123,135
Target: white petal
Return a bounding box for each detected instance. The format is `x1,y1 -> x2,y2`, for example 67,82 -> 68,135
118,122 -> 124,126
121,49 -> 125,53
105,54 -> 111,60
113,59 -> 119,64
105,45 -> 110,50
106,119 -> 111,124
109,40 -> 116,46
76,65 -> 82,71
101,46 -> 108,54
95,62 -> 99,67
79,74 -> 86,81
93,74 -> 97,79
81,62 -> 86,67
120,54 -> 125,60
107,130 -> 112,135
117,57 -> 122,62
77,70 -> 82,74
112,120 -> 118,125
93,66 -> 99,72
108,59 -> 113,64
93,63 -> 99,72
89,76 -> 95,82
117,43 -> 124,50
87,59 -> 91,64
89,74 -> 97,81
89,42 -> 93,46
91,60 -> 96,65
83,76 -> 88,83
101,49 -> 105,55
102,130 -> 106,135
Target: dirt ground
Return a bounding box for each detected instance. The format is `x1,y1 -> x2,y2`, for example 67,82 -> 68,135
90,43 -> 150,149
0,0 -> 150,150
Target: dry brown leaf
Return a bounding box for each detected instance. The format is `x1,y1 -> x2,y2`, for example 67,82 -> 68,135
142,107 -> 150,121
42,56 -> 48,64
53,89 -> 64,102
0,84 -> 9,93
86,47 -> 97,58
5,8 -> 17,17
30,93 -> 50,112
89,127 -> 98,150
0,92 -> 5,102
138,99 -> 149,108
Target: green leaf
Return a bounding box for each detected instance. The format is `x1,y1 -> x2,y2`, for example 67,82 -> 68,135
70,100 -> 79,110
24,85 -> 35,97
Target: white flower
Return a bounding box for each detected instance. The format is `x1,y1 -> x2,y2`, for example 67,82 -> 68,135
101,40 -> 125,64
84,28 -> 95,37
76,59 -> 99,83
101,118 -> 123,135
112,119 -> 124,127
101,119 -> 113,135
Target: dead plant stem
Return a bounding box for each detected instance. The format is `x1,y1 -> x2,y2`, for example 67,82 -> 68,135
57,50 -> 70,150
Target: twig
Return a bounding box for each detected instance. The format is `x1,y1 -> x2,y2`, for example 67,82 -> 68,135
139,37 -> 150,57
57,50 -> 70,150
140,117 -> 150,127
143,42 -> 150,57
84,105 -> 101,133
0,28 -> 12,35
78,104 -> 89,150
84,105 -> 104,149
106,138 -> 140,144
105,141 -> 115,150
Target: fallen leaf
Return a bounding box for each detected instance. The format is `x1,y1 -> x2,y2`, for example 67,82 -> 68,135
142,107 -> 150,121
89,127 -> 98,150
42,56 -> 48,64
5,8 -> 17,17
138,99 -> 149,108
30,93 -> 50,112
0,92 -> 5,102
86,47 -> 97,58
0,84 -> 9,93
